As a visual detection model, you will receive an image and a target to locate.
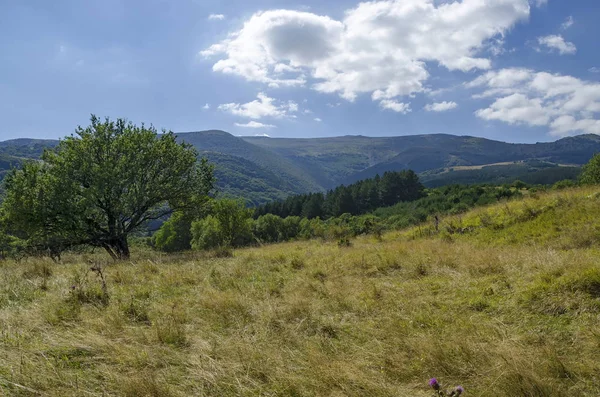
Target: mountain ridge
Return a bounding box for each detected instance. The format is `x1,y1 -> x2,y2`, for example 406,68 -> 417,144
0,131 -> 594,204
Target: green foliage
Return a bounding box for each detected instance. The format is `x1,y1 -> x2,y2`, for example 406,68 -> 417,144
580,153 -> 600,185
255,170 -> 424,219
191,199 -> 253,250
253,214 -> 286,243
1,116 -> 214,260
374,184 -> 519,222
153,212 -> 194,253
191,215 -> 223,250
552,179 -> 577,190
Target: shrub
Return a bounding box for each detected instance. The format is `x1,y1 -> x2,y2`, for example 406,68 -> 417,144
153,212 -> 193,253
253,214 -> 285,243
191,215 -> 222,250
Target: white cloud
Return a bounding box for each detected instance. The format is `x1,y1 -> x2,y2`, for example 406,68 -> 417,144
203,103 -> 210,110
425,101 -> 458,112
561,16 -> 574,30
589,67 -> 600,74
537,35 -> 577,55
208,14 -> 225,21
314,117 -> 322,122
476,93 -> 550,126
234,121 -> 276,128
379,100 -> 411,114
218,93 -> 298,119
202,1 -> 530,107
470,68 -> 600,136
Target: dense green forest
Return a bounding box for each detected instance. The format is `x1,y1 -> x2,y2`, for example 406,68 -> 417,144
254,170 -> 424,219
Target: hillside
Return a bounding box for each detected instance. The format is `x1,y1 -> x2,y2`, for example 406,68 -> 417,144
173,131 -> 323,203
420,160 -> 582,187
1,132 -> 595,203
244,134 -> 597,186
1,187 -> 599,396
203,152 -> 298,205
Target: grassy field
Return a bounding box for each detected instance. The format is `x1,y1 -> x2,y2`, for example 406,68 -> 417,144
1,187 -> 600,396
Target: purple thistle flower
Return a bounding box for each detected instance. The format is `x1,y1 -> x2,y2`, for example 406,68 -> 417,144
429,378 -> 440,390
454,385 -> 464,395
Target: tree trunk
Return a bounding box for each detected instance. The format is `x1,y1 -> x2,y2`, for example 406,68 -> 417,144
102,236 -> 130,260
114,236 -> 130,260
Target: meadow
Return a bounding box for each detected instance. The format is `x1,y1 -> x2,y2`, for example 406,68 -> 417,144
1,187 -> 599,396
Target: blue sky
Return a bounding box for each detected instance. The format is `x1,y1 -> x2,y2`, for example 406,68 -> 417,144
1,0 -> 599,143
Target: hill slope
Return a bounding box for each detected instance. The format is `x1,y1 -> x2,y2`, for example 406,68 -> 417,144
244,134 -> 597,186
0,187 -> 599,396
1,132 -> 596,202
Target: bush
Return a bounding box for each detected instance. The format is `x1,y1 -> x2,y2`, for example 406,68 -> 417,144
191,215 -> 223,250
0,232 -> 26,260
553,179 -> 577,190
153,212 -> 193,252
253,214 -> 285,243
191,199 -> 253,250
282,216 -> 302,240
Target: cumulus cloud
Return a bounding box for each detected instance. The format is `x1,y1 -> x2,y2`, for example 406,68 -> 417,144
470,68 -> 600,136
202,0 -> 530,107
425,101 -> 458,112
202,103 -> 210,110
314,117 -> 322,122
208,14 -> 225,21
590,67 -> 600,74
379,100 -> 411,114
218,93 -> 298,119
537,35 -> 577,55
234,121 -> 276,128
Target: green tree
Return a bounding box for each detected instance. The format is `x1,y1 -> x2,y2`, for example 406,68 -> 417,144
580,153 -> 600,185
254,214 -> 285,243
191,199 -> 253,249
301,193 -> 324,219
1,116 -> 214,260
190,215 -> 223,250
153,212 -> 194,253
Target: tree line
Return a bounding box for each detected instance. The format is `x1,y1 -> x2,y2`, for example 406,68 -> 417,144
254,170 -> 425,219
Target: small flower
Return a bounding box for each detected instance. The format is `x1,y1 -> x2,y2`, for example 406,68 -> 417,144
454,385 -> 464,395
429,378 -> 440,390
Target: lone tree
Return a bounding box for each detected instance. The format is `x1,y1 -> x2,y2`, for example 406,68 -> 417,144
1,116 -> 214,260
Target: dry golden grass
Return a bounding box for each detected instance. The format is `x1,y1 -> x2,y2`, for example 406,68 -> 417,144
1,187 -> 600,396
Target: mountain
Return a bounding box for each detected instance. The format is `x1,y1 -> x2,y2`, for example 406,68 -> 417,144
173,131 -> 323,204
1,132 -> 596,203
242,134 -> 597,186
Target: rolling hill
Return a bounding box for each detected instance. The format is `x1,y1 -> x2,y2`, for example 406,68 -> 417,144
1,132 -> 596,203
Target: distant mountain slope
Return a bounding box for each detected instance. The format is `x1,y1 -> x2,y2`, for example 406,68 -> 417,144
203,152 -> 298,206
0,138 -> 59,158
244,134 -> 597,186
174,131 -> 323,195
0,132 -> 595,203
420,161 -> 581,188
